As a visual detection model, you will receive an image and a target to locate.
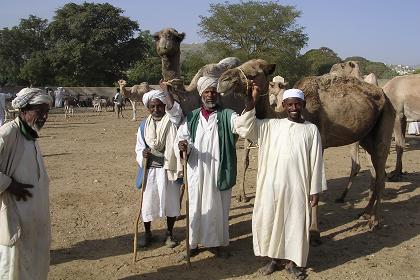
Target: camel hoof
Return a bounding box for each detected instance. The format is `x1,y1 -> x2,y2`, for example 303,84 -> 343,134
335,197 -> 345,203
310,230 -> 322,246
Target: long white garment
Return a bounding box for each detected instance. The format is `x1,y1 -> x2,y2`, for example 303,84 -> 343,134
175,110 -> 238,248
234,109 -> 327,267
407,121 -> 420,135
0,93 -> 12,127
135,102 -> 183,221
0,139 -> 51,279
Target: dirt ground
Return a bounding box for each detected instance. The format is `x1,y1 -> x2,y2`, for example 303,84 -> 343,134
39,107 -> 420,280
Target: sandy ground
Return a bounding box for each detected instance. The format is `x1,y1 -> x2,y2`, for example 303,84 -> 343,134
39,107 -> 420,280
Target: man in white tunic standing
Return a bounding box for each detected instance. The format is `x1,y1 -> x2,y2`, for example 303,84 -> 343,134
135,83 -> 183,248
0,88 -> 52,279
176,76 -> 239,259
0,92 -> 13,126
234,85 -> 327,279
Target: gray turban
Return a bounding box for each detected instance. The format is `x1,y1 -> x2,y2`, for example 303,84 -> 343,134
12,87 -> 53,109
197,76 -> 218,96
142,89 -> 168,107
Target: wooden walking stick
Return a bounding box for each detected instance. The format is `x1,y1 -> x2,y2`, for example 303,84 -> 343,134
133,158 -> 148,263
182,151 -> 191,267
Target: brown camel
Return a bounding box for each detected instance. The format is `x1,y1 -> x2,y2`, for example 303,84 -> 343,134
218,59 -> 395,242
384,73 -> 420,180
117,80 -> 150,120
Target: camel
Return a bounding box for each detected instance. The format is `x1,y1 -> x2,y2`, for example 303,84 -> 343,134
383,73 -> 420,180
117,80 -> 151,120
218,59 -> 395,242
63,96 -> 78,118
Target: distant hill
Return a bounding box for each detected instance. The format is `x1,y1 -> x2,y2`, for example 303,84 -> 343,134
180,43 -> 205,61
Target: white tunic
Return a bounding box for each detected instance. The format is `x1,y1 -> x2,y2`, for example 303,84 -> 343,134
407,121 -> 420,135
135,103 -> 183,222
234,109 -> 327,267
175,110 -> 238,248
0,139 -> 50,279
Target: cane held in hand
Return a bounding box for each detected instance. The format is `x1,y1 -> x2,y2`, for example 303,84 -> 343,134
133,158 -> 148,263
182,150 -> 191,267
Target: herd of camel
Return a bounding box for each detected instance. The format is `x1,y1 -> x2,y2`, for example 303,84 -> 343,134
118,28 -> 420,243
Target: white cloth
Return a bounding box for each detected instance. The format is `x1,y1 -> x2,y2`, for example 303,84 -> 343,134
407,121 -> 420,135
282,88 -> 304,101
54,87 -> 65,108
174,110 -> 239,248
0,93 -> 12,126
135,102 -> 183,220
234,109 -> 327,267
197,77 -> 218,96
11,88 -> 52,110
0,121 -> 51,279
142,89 -> 167,107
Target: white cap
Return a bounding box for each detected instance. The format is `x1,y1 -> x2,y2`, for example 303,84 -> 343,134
282,88 -> 304,101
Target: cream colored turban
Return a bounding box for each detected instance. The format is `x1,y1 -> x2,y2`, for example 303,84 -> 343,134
282,89 -> 304,101
142,89 -> 168,107
197,76 -> 218,96
273,75 -> 285,84
12,87 -> 53,109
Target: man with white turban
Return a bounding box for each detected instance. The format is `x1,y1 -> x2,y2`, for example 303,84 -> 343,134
176,76 -> 240,259
234,85 -> 327,278
135,82 -> 183,248
0,87 -> 52,279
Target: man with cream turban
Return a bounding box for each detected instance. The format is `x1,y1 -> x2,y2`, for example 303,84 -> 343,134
176,76 -> 240,259
234,85 -> 326,278
0,88 -> 52,279
135,82 -> 183,248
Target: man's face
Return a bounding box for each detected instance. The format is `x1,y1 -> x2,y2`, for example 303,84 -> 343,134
21,103 -> 50,132
282,97 -> 305,122
201,87 -> 219,109
147,99 -> 166,120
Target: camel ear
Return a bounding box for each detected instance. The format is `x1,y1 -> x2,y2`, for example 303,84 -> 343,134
176,32 -> 186,42
349,61 -> 355,68
265,64 -> 276,75
152,32 -> 160,41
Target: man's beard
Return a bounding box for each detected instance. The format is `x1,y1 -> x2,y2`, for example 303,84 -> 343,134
202,97 -> 219,109
28,120 -> 44,133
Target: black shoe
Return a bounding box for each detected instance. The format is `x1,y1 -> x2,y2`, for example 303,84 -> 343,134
138,232 -> 153,248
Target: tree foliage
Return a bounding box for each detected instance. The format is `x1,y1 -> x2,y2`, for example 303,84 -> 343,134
198,1 -> 308,85
300,47 -> 342,76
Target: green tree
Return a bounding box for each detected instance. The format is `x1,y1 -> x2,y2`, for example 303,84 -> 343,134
47,2 -> 150,86
0,15 -> 49,86
344,56 -> 397,79
198,1 -> 308,84
300,47 -> 342,76
20,51 -> 54,86
413,68 -> 420,74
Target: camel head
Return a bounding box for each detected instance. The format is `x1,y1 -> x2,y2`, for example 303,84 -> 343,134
268,76 -> 288,109
329,61 -> 363,80
118,80 -> 127,87
217,59 -> 276,97
153,28 -> 185,57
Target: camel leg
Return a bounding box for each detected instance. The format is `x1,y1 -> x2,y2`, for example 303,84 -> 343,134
388,115 -> 406,181
359,100 -> 394,229
237,139 -> 251,203
336,142 -> 361,203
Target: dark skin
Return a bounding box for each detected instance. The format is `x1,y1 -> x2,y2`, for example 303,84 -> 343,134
245,82 -> 318,276
7,103 -> 50,201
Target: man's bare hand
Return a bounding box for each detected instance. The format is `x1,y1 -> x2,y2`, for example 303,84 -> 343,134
142,148 -> 151,158
310,194 -> 319,207
244,80 -> 261,111
178,140 -> 188,152
8,178 -> 33,201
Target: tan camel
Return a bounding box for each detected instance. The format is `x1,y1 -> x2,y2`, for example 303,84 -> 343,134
117,80 -> 150,120
218,59 -> 395,242
383,73 -> 420,180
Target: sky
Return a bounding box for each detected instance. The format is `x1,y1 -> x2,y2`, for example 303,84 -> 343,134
1,0 -> 419,66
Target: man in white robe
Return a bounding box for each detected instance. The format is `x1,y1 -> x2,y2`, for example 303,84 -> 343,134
135,83 -> 183,248
0,92 -> 13,126
176,76 -> 239,259
234,86 -> 327,278
0,88 -> 52,279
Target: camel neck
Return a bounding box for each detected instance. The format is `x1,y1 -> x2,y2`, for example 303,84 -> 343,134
161,55 -> 180,80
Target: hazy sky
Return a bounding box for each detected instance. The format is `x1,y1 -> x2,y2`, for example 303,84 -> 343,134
1,0 -> 418,65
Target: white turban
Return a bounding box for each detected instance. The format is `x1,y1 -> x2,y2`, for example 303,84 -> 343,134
12,87 -> 53,109
197,76 -> 218,96
282,88 -> 305,101
273,75 -> 285,84
142,89 -> 167,107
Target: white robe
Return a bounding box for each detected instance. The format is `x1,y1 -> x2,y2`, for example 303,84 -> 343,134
135,103 -> 183,222
175,110 -> 238,248
0,93 -> 12,127
234,109 -> 327,267
0,136 -> 50,279
407,121 -> 420,135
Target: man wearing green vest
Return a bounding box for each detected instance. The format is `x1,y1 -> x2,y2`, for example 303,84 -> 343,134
176,76 -> 239,259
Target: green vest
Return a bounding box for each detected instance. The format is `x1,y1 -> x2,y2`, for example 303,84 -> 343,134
187,108 -> 237,191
